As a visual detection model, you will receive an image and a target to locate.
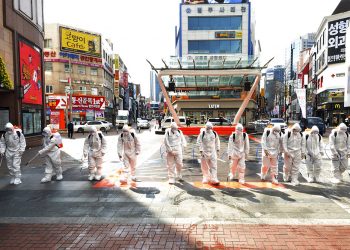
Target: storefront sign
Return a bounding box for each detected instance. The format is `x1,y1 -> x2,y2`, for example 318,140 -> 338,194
45,58 -> 103,68
209,104 -> 220,109
50,111 -> 61,129
71,96 -> 105,110
19,40 -> 43,105
43,51 -> 57,58
328,18 -> 350,64
48,96 -> 67,109
58,52 -> 102,63
295,88 -> 306,118
60,26 -> 101,57
183,0 -> 243,4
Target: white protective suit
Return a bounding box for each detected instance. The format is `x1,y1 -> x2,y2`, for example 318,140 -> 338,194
38,127 -> 63,183
302,126 -> 324,183
0,123 -> 26,185
164,122 -> 187,184
197,122 -> 220,184
329,123 -> 350,182
228,124 -> 249,184
282,123 -> 303,185
261,124 -> 282,184
83,126 -> 107,181
117,125 -> 141,183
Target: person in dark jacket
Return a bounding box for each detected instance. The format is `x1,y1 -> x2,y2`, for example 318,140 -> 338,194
67,121 -> 74,139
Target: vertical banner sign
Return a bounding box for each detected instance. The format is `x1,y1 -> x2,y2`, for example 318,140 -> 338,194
295,88 -> 306,118
19,41 -> 43,105
328,18 -> 350,64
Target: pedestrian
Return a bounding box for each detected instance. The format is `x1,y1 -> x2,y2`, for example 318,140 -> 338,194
261,124 -> 282,184
158,118 -> 162,130
227,123 -> 249,184
0,123 -> 26,185
186,118 -> 191,127
67,121 -> 74,139
302,126 -> 324,183
38,127 -> 63,183
282,123 -> 303,185
83,126 -> 107,181
329,123 -> 350,184
197,122 -> 220,185
118,125 -> 141,183
164,122 -> 187,184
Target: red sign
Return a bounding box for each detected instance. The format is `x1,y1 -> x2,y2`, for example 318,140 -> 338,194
19,41 -> 43,105
47,95 -> 105,110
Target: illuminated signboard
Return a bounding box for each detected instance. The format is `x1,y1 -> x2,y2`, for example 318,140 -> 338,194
60,26 -> 101,57
183,0 -> 244,4
215,31 -> 242,39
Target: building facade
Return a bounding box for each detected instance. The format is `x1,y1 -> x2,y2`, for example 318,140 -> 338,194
44,23 -> 106,129
170,0 -> 256,125
0,0 -> 45,147
102,39 -> 115,123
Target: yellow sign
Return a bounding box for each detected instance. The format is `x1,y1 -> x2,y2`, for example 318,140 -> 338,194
235,31 -> 242,39
60,27 -> 101,57
260,88 -> 265,97
114,54 -> 119,69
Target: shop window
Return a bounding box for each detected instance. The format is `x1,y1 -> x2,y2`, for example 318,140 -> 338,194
45,85 -> 53,94
22,109 -> 42,135
91,67 -> 98,76
44,39 -> 52,49
0,108 -> 10,132
45,62 -> 53,72
64,63 -> 72,73
78,65 -> 86,75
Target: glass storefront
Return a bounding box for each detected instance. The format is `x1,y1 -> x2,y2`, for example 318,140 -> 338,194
22,108 -> 42,135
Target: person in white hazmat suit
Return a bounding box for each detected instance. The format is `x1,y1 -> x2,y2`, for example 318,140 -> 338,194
38,127 -> 63,183
302,126 -> 324,183
118,125 -> 141,183
329,123 -> 350,183
0,122 -> 26,185
164,122 -> 187,184
227,123 -> 249,184
282,123 -> 303,185
83,126 -> 107,181
197,122 -> 220,185
261,124 -> 282,184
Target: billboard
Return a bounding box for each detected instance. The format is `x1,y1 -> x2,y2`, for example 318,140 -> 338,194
183,0 -> 244,4
19,40 -> 43,105
60,26 -> 101,57
327,18 -> 350,64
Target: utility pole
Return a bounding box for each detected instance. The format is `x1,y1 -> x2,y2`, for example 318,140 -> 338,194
69,58 -> 73,123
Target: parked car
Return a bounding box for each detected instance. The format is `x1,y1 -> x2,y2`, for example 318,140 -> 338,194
161,116 -> 186,131
208,117 -> 231,126
74,121 -> 111,133
299,117 -> 326,136
269,118 -> 287,132
137,119 -> 150,129
101,120 -> 113,129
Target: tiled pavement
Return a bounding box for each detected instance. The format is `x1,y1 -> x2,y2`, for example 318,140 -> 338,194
0,223 -> 350,249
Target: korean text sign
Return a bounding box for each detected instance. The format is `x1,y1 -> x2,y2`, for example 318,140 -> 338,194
328,18 -> 349,64
19,40 -> 43,105
60,27 -> 101,57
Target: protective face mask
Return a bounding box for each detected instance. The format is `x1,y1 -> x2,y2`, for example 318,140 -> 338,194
42,132 -> 48,137
123,132 -> 128,137
273,131 -> 279,135
6,129 -> 13,134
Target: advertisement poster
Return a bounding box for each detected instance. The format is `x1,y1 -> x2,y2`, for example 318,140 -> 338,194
328,18 -> 349,64
19,40 -> 43,105
95,111 -> 105,120
50,111 -> 60,129
60,26 -> 101,57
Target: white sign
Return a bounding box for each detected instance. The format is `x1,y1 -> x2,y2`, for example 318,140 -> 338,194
295,88 -> 306,118
209,104 -> 220,109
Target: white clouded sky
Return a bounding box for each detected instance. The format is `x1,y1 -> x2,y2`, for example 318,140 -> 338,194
44,0 -> 341,97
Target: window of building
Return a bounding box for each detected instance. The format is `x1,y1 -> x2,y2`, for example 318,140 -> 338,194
79,86 -> 87,94
188,16 -> 242,30
78,65 -> 86,75
19,0 -> 33,18
188,40 -> 242,54
45,62 -> 53,72
36,0 -> 43,28
91,87 -> 98,95
91,67 -> 98,76
22,109 -> 42,135
45,85 -> 53,93
64,63 -> 72,73
44,39 -> 52,48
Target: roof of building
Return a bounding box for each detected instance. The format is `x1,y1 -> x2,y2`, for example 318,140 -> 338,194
332,0 -> 350,15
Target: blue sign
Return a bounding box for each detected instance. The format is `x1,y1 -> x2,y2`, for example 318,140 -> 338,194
183,0 -> 247,4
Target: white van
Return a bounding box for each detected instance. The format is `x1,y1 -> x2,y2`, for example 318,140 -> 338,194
161,116 -> 186,131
